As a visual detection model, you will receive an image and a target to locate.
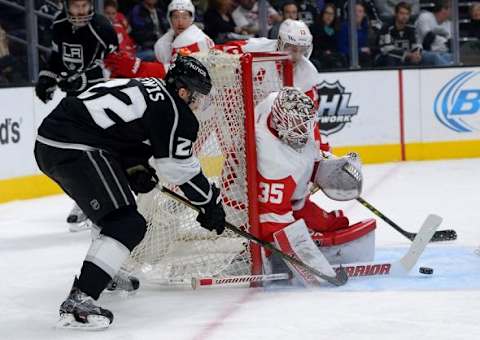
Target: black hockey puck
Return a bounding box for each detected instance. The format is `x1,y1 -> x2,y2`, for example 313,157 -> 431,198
419,267 -> 434,275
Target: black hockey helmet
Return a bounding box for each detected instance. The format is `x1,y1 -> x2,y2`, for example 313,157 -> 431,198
64,0 -> 94,27
165,56 -> 212,96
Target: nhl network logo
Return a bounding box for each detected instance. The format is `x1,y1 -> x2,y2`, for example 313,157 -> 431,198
315,81 -> 358,136
434,71 -> 480,133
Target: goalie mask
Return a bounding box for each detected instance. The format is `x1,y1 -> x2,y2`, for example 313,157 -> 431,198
271,87 -> 316,150
277,19 -> 313,62
64,0 -> 94,28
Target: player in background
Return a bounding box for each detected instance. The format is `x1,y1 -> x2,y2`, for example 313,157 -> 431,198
35,0 -> 119,228
254,87 -> 369,274
220,19 -> 319,105
35,0 -> 118,102
34,56 -> 226,329
105,0 -> 213,78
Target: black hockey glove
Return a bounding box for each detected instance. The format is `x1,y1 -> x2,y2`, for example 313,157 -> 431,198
58,72 -> 88,94
35,71 -> 57,104
126,164 -> 159,194
196,184 -> 226,235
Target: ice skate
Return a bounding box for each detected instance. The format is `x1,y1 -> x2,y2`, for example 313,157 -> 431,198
57,277 -> 113,330
67,203 -> 91,232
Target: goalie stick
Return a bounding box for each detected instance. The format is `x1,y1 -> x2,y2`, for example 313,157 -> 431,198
310,183 -> 456,242
332,214 -> 442,278
354,197 -> 456,242
160,186 -> 349,287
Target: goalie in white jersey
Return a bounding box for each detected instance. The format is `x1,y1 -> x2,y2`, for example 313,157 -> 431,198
255,88 -> 376,272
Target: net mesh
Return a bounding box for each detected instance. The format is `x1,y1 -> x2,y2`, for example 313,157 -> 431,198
125,50 -> 287,282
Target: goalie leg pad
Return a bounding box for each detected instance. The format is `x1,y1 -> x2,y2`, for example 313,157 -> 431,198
273,219 -> 336,286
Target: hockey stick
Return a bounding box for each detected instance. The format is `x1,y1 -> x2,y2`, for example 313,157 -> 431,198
355,197 -> 456,242
332,214 -> 442,278
160,186 -> 348,286
310,184 -> 456,242
150,273 -> 291,289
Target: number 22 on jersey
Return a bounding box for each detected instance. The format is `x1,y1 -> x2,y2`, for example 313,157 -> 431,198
78,79 -> 147,129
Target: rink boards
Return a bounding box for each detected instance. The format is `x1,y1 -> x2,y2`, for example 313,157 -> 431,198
1,66 -> 480,202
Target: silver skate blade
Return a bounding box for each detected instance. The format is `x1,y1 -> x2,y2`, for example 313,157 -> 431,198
68,219 -> 93,233
56,314 -> 110,330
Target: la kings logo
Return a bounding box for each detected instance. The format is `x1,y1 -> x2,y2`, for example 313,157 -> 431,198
316,81 -> 358,136
62,43 -> 84,70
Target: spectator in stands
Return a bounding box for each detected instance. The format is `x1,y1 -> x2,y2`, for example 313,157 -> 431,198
468,2 -> 480,39
129,0 -> 168,61
376,2 -> 448,66
310,3 -> 345,69
415,0 -> 453,64
337,2 -> 372,67
0,24 -> 17,85
192,0 -> 206,29
38,0 -> 63,47
232,0 -> 282,36
374,0 -> 420,22
204,0 -> 249,43
268,1 -> 298,39
105,0 -> 130,31
105,0 -> 136,57
332,0 -> 383,31
296,0 -> 318,26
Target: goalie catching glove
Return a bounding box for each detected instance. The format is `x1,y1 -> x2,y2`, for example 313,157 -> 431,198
126,164 -> 159,194
315,152 -> 363,201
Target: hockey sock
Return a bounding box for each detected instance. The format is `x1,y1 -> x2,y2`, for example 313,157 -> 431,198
78,261 -> 112,300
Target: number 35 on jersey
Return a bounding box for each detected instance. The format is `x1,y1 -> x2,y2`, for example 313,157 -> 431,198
257,175 -> 296,205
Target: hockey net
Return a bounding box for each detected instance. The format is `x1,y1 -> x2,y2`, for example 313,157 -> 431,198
125,50 -> 293,284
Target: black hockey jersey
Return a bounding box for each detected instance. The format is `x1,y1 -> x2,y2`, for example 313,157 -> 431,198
378,24 -> 421,60
37,78 -> 200,182
43,12 -> 118,93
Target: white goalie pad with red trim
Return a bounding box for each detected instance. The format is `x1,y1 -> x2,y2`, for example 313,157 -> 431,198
272,219 -> 336,286
311,219 -> 376,265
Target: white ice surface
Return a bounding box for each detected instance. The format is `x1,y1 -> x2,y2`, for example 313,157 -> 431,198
1,158 -> 480,340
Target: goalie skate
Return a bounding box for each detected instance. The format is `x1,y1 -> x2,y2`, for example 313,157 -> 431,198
57,278 -> 113,330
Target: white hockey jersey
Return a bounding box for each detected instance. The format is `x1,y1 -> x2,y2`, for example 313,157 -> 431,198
154,24 -> 214,64
255,93 -> 321,241
224,38 -> 319,102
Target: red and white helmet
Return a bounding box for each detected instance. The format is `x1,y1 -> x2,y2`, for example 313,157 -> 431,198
167,0 -> 195,25
271,87 -> 316,150
277,19 -> 313,60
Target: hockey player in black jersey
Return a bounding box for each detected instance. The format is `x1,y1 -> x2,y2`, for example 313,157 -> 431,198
34,56 -> 226,330
35,0 -> 118,103
35,0 -> 119,228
